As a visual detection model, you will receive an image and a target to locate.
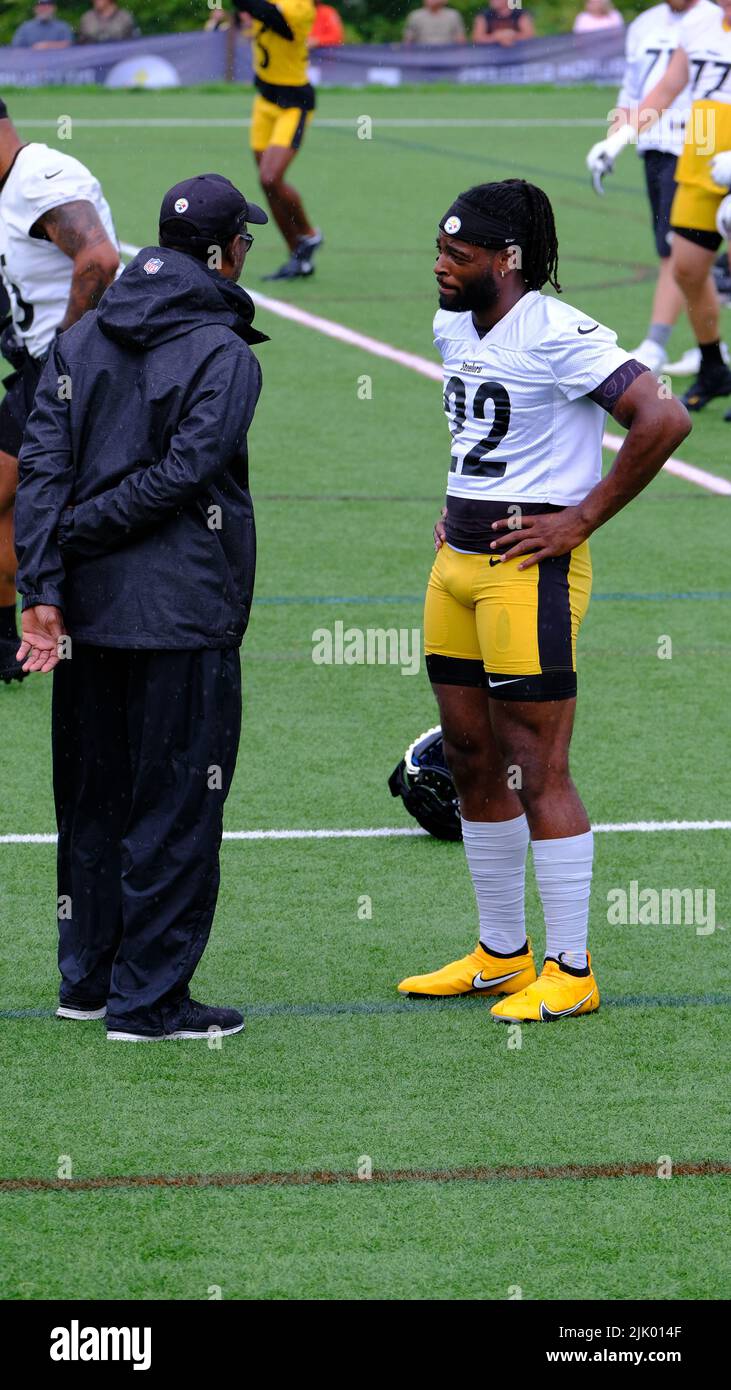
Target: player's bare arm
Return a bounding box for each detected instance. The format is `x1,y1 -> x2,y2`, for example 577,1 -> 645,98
33,200 -> 119,334
632,47 -> 690,137
588,47 -> 689,190
489,373 -> 691,567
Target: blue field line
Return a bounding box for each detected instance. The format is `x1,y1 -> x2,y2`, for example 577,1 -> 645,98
2,992 -> 729,1022
340,127 -> 643,201
254,591 -> 731,608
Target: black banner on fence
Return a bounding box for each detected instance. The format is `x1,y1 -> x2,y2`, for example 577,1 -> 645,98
0,30 -> 625,90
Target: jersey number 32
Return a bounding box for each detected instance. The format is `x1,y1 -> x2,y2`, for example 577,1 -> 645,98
444,375 -> 510,478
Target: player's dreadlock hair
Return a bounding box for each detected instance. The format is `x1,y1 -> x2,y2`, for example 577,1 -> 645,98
457,179 -> 561,294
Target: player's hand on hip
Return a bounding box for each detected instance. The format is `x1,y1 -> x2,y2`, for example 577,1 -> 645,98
17,605 -> 66,674
489,508 -> 589,570
434,506 -> 447,552
710,151 -> 731,188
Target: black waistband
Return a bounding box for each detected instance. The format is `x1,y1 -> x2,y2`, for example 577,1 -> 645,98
254,75 -> 316,111
444,495 -> 564,554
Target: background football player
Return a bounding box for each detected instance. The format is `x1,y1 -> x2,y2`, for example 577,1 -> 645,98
398,178 -> 690,1023
602,0 -> 719,377
0,95 -> 120,682
234,0 -> 323,281
587,0 -> 731,414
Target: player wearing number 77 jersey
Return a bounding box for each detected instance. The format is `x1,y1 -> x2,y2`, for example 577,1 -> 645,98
587,0 -> 731,413
397,179 -> 691,1022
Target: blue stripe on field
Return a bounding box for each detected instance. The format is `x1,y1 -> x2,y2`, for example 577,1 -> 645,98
254,592 -> 731,607
337,128 -> 643,200
2,993 -> 729,1022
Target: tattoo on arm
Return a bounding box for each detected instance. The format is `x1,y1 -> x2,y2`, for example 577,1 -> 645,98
31,200 -> 119,331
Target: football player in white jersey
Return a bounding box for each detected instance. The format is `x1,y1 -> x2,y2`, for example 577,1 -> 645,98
588,0 -> 731,414
0,95 -> 120,682
397,179 -> 690,1023
609,0 -> 718,375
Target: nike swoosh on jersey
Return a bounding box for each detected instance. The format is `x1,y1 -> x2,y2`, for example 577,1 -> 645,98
44,171 -> 63,180
577,324 -> 599,335
472,968 -> 524,990
539,989 -> 595,1021
488,556 -> 503,566
488,677 -> 523,688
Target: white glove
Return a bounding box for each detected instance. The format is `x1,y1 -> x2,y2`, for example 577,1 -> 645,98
710,151 -> 731,189
716,192 -> 731,240
586,124 -> 635,195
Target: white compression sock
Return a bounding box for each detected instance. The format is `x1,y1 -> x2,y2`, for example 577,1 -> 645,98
531,830 -> 594,971
461,814 -> 530,956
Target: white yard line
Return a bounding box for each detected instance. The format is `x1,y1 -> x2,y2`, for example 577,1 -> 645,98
1,821 -> 729,845
16,118 -> 607,130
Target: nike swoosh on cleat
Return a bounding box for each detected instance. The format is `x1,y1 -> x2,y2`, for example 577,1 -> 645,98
472,968 -> 524,991
539,989 -> 595,1021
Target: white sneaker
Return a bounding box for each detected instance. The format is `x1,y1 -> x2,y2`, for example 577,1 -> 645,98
631,339 -> 668,374
56,1004 -> 107,1020
665,342 -> 730,377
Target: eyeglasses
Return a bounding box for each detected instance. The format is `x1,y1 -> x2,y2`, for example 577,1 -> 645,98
239,230 -> 254,251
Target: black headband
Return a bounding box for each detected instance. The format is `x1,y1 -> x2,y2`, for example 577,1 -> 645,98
439,197 -> 520,250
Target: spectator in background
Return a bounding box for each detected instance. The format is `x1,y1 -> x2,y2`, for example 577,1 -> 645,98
472,2 -> 535,45
204,7 -> 231,30
11,1 -> 74,49
309,1 -> 344,48
404,0 -> 466,45
78,0 -> 138,43
573,0 -> 624,33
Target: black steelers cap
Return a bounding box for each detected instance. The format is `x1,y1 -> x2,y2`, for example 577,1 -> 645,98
159,173 -> 268,250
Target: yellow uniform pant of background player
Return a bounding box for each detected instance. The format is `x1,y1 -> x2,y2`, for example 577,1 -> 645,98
424,541 -> 592,676
671,99 -> 731,233
250,95 -> 313,154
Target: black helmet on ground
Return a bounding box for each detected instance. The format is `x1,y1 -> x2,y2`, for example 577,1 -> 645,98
388,726 -> 461,842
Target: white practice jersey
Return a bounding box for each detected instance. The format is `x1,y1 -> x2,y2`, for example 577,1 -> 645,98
434,292 -> 637,508
679,0 -> 731,103
0,143 -> 119,360
617,1 -> 718,155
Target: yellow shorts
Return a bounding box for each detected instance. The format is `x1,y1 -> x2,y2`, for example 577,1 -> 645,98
671,99 -> 731,232
424,541 -> 592,678
250,94 -> 313,154
671,183 -> 724,235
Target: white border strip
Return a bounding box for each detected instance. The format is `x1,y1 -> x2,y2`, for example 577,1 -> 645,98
1,821 -> 729,845
120,242 -> 731,498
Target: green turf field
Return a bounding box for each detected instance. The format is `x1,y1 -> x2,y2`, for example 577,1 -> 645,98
0,84 -> 729,1302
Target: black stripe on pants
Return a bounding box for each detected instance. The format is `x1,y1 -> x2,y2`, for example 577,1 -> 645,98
52,645 -> 242,1031
537,552 -> 573,672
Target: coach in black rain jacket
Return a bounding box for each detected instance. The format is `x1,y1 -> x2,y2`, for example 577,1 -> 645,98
13,174 -> 269,1043
18,235 -> 267,646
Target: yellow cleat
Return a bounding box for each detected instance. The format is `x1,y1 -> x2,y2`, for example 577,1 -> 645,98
398,941 -> 536,998
490,955 -> 599,1022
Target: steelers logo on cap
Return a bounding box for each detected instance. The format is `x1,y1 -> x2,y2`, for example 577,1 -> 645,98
444,215 -> 461,235
174,198 -> 189,214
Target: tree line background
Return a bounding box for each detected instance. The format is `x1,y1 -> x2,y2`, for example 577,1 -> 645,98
1,0 -> 644,52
